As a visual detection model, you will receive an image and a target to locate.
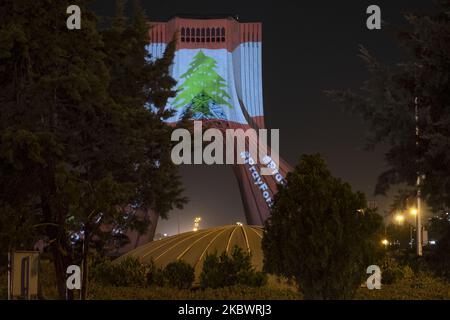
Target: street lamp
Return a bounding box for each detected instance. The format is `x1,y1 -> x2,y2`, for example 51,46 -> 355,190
193,217 -> 201,231
408,207 -> 417,250
414,84 -> 423,256
381,239 -> 389,246
395,214 -> 405,224
413,62 -> 424,256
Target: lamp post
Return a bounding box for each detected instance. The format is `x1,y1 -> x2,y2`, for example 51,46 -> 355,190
415,96 -> 423,256
409,208 -> 417,250
193,217 -> 201,232
413,62 -> 424,257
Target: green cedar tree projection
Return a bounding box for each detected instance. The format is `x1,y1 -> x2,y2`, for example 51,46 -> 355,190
172,50 -> 232,118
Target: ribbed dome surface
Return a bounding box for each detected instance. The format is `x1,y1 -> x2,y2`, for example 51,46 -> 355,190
115,225 -> 264,279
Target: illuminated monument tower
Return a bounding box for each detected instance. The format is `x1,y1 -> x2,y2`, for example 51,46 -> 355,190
148,16 -> 292,227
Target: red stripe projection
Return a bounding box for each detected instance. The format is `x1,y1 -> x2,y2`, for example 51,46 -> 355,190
149,17 -> 262,52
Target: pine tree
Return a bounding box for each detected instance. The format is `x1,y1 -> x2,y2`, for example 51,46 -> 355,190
262,154 -> 383,299
0,0 -> 113,299
172,50 -> 232,117
70,1 -> 186,299
326,3 -> 450,212
0,0 -> 185,299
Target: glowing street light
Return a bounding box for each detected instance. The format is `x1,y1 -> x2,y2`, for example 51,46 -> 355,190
409,208 -> 418,216
381,239 -> 389,246
193,217 -> 201,231
395,214 -> 405,224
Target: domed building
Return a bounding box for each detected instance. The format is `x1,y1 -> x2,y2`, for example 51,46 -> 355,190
115,224 -> 264,279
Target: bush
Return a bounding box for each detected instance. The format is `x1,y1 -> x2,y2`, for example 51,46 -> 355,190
356,271 -> 450,300
37,259 -> 58,299
0,272 -> 7,300
146,262 -> 166,287
200,246 -> 267,289
239,270 -> 267,287
201,251 -> 231,288
90,256 -> 147,287
152,269 -> 166,287
262,154 -> 384,299
382,267 -> 404,285
381,256 -> 414,285
163,260 -> 195,289
89,256 -> 114,284
115,257 -> 148,287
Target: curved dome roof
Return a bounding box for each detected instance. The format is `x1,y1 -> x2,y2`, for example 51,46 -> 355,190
115,224 -> 264,279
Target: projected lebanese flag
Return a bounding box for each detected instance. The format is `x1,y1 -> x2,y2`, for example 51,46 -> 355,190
148,17 -> 265,129
145,16 -> 292,228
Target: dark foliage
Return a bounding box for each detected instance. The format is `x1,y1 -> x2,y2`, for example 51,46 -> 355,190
163,260 -> 195,289
427,213 -> 450,281
326,3 -> 450,212
262,154 -> 384,299
0,0 -> 186,298
200,246 -> 267,289
90,256 -> 148,287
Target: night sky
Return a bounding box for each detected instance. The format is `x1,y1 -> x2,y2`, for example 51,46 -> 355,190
91,0 -> 438,235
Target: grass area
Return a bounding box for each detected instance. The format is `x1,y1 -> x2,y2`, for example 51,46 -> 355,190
1,260 -> 449,300
355,273 -> 450,300
0,262 -> 300,300
88,284 -> 300,300
87,278 -> 450,299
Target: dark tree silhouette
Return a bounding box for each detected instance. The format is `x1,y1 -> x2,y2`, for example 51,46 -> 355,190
326,2 -> 450,212
262,154 -> 383,299
0,0 -> 186,299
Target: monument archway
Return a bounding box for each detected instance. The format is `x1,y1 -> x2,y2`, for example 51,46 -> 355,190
122,16 -> 292,252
